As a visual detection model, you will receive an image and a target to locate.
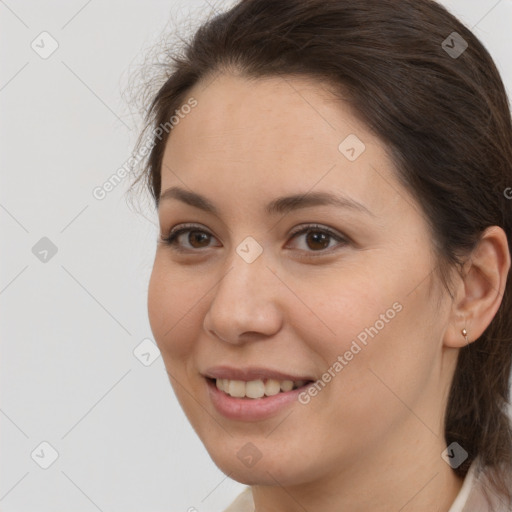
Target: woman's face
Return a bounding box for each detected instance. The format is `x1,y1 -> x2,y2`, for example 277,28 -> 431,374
148,74 -> 458,486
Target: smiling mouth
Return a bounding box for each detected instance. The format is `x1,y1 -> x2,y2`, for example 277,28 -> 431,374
206,377 -> 314,399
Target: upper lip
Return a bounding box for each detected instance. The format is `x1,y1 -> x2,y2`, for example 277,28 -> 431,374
202,366 -> 315,382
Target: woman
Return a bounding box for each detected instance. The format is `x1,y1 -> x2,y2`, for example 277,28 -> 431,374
130,0 -> 512,510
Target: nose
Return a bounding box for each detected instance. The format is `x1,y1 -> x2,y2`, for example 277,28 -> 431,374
203,248 -> 283,345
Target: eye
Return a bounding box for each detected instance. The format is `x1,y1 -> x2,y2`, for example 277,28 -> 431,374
159,223 -> 219,252
287,224 -> 349,255
159,223 -> 349,256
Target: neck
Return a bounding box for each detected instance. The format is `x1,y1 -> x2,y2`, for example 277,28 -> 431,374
251,424 -> 465,512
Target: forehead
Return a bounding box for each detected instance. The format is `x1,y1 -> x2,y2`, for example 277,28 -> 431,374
160,73 -> 409,221
165,73 -> 359,163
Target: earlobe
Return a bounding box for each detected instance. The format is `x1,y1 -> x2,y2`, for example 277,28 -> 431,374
443,226 -> 511,349
443,316 -> 472,349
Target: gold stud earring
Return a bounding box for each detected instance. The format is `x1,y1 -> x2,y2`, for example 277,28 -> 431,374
461,328 -> 468,344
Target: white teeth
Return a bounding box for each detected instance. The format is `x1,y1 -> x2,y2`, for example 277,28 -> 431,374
264,379 -> 281,396
228,380 -> 245,398
280,380 -> 294,392
215,378 -> 309,398
245,380 -> 265,399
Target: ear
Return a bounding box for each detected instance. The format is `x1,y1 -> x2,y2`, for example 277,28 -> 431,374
444,226 -> 511,348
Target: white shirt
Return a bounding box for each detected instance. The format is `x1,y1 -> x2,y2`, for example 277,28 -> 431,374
222,459 -> 511,512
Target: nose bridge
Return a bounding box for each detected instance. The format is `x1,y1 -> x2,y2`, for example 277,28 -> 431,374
221,232 -> 274,298
203,238 -> 282,343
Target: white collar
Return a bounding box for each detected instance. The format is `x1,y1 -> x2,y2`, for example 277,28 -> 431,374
447,460 -> 478,512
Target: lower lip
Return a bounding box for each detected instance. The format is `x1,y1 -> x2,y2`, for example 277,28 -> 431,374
205,378 -> 311,421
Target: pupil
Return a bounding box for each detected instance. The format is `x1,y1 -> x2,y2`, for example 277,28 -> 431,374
190,231 -> 209,248
307,232 -> 328,250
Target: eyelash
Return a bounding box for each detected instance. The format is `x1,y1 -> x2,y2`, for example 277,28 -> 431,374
159,223 -> 349,258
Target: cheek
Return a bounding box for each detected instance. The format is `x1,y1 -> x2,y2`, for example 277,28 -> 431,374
292,259 -> 437,402
290,263 -> 399,356
147,258 -> 203,360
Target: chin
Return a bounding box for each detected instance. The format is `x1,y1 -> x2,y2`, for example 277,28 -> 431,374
206,443 -> 314,487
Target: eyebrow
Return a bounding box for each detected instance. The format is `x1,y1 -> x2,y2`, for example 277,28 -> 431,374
158,186 -> 375,217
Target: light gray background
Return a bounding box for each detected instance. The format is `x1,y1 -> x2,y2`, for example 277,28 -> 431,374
1,1 -> 511,511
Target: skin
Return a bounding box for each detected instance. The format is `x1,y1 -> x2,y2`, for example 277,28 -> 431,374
147,73 -> 510,512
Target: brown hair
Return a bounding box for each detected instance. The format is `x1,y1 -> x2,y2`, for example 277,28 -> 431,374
130,0 -> 512,504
